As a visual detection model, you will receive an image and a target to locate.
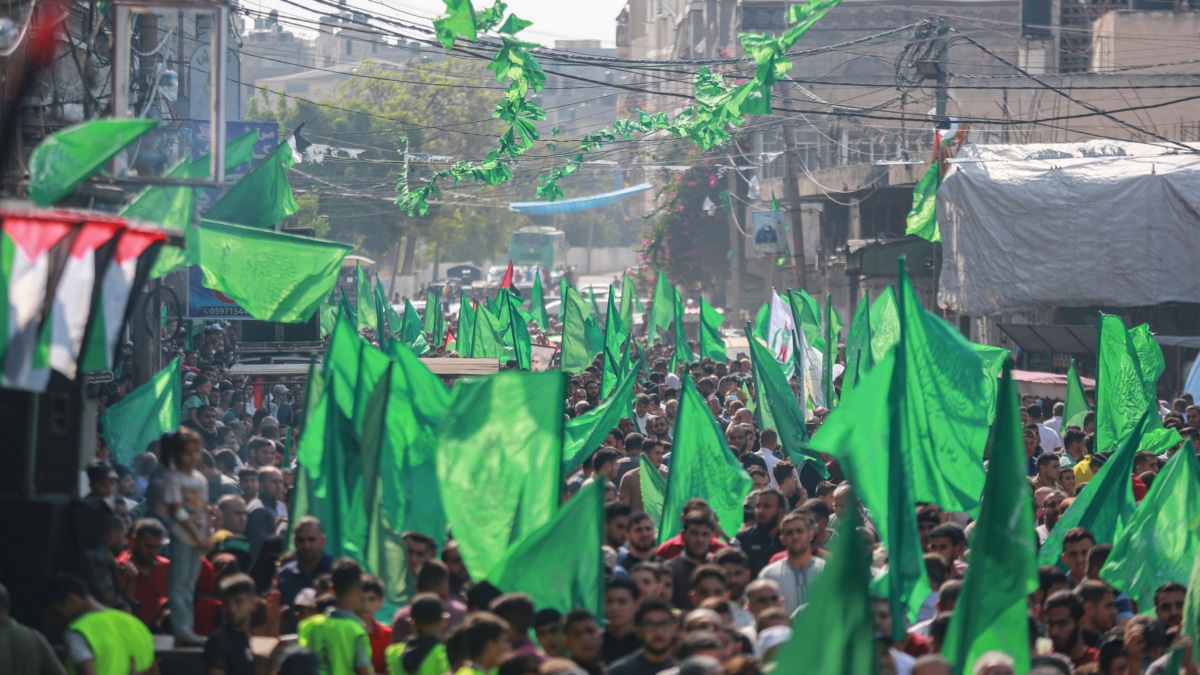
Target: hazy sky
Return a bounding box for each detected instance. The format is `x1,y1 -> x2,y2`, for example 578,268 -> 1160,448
258,0 -> 630,47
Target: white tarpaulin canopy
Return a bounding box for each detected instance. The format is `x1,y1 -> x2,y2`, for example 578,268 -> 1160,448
937,140 -> 1200,316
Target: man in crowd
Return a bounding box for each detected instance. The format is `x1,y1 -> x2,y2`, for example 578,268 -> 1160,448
1044,591 -> 1099,668
392,560 -> 468,643
607,598 -> 677,675
246,466 -> 288,560
1075,580 -> 1117,648
665,513 -> 717,610
617,512 -> 662,571
602,577 -> 641,664
0,582 -> 63,674
46,573 -> 156,675
115,518 -> 170,627
758,512 -> 825,614
278,516 -> 333,630
736,489 -> 785,577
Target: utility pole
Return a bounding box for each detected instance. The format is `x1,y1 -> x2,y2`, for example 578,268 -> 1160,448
781,117 -> 807,291
726,166 -> 741,316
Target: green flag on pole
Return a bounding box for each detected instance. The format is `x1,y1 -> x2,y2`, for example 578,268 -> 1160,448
357,263 -> 377,334
373,279 -> 390,345
197,221 -> 352,323
530,272 -> 549,330
204,141 -> 300,228
486,477 -> 605,617
1095,314 -> 1156,455
822,293 -> 841,407
456,293 -> 475,356
561,286 -> 592,373
905,160 -> 941,242
423,287 -> 442,348
601,287 -> 626,397
671,288 -> 690,368
319,291 -> 338,339
563,365 -> 637,478
436,371 -> 565,579
843,293 -> 872,393
1038,409 -> 1153,568
660,377 -> 753,543
399,299 -> 429,355
647,272 -> 673,347
942,360 -> 1038,675
498,288 -> 532,369
101,356 -> 180,466
869,286 -> 899,364
470,303 -> 505,361
771,498 -> 875,673
699,297 -> 727,363
639,454 -> 668,530
744,324 -> 827,478
1062,361 -> 1090,430
1100,442 -> 1200,614
619,272 -> 636,331
30,119 -> 159,206
583,316 -> 604,361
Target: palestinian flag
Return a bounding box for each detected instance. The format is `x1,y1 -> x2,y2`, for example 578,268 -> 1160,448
1,218 -> 75,391
49,219 -> 124,380
80,227 -> 165,373
499,260 -> 523,298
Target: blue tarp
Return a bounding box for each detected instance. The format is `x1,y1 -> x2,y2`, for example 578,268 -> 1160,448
508,182 -> 653,215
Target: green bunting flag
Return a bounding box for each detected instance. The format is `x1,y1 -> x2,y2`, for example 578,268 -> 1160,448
436,371 -> 565,580
530,272 -> 549,330
197,221 -> 352,323
563,365 -> 637,478
660,377 -> 753,544
699,297 -> 727,363
822,293 -> 841,407
745,324 -> 827,478
942,360 -> 1038,675
101,356 -> 180,466
1100,442 -> 1200,614
905,161 -> 941,242
204,142 -> 300,229
30,119 -> 159,206
639,454 -> 668,530
771,490 -> 875,672
647,272 -> 674,347
433,0 -> 477,49
456,293 -> 474,356
561,285 -> 592,373
843,293 -> 872,393
1038,409 -> 1153,568
486,477 -> 605,617
1062,362 -> 1089,430
357,263 -> 378,334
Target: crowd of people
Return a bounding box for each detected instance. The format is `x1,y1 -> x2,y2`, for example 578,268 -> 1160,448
5,288 -> 1200,675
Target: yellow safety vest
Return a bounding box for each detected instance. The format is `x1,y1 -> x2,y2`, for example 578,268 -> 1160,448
298,613 -> 369,675
67,609 -> 155,675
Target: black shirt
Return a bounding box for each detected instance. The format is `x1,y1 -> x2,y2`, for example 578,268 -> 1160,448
204,624 -> 255,675
616,551 -> 662,571
602,629 -> 641,665
665,555 -> 701,610
738,524 -> 784,577
608,651 -> 676,675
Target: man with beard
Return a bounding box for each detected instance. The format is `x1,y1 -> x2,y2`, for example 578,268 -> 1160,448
607,599 -> 677,675
736,490 -> 785,577
115,519 -> 171,627
1045,591 -> 1099,668
618,513 -> 662,571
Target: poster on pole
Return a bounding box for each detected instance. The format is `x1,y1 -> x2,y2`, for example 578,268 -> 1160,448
752,211 -> 790,258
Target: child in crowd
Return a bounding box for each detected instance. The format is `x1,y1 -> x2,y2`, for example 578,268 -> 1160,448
359,575 -> 393,673
386,594 -> 451,675
162,428 -> 212,646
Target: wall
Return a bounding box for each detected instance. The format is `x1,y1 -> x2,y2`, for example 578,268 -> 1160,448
567,247 -> 638,274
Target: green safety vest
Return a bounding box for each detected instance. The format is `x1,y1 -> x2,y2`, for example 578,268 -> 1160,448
385,642 -> 451,675
298,613 -> 369,675
67,609 -> 155,675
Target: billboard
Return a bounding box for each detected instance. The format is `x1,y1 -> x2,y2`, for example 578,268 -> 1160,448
187,266 -> 251,319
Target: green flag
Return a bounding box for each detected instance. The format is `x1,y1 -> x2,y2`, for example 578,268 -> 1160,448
1095,314 -> 1156,455
101,356 -> 180,466
470,303 -> 505,361
647,272 -> 674,347
601,288 -> 626,397
323,311 -> 391,429
752,303 -> 769,346
660,377 -> 753,543
1038,409 -> 1153,568
436,371 -> 565,579
563,366 -> 637,478
583,316 -> 604,362
942,361 -> 1038,675
498,289 -> 532,369
1061,363 -> 1088,431
699,297 -> 727,362
843,293 -> 872,393
588,287 -> 603,324
530,272 -> 549,330
339,288 -> 358,328
319,291 -> 338,339
745,324 -> 827,478
822,293 -> 841,407
869,286 -> 900,363
380,284 -> 403,333
789,288 -> 824,353
639,454 -> 668,529
619,272 -> 637,331
456,293 -> 475,356
357,263 -> 378,334
672,288 -> 690,367
905,160 -> 940,242
486,478 -> 605,617
561,286 -> 592,373
373,278 -> 389,345
1100,442 -> 1200,614
197,220 -> 351,323
432,0 -> 477,49
423,287 -> 442,347
771,497 -> 875,673
30,119 -> 159,206
399,299 -> 429,355
1175,529 -> 1200,670
204,142 -> 300,228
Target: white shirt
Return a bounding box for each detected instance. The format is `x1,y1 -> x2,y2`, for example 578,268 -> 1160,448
1045,416 -> 1062,433
664,372 -> 681,388
756,448 -> 783,487
635,414 -> 649,434
1038,423 -> 1062,452
758,556 -> 826,614
890,648 -> 915,675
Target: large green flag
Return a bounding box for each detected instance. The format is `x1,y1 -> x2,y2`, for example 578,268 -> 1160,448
869,286 -> 899,363
699,297 -> 727,362
323,311 -> 391,429
400,299 -> 429,356
561,286 -> 592,373
436,371 -> 565,579
357,263 -> 378,334
530,272 -> 549,330
204,141 -> 300,228
943,361 -> 1038,675
498,289 -> 532,369
1062,361 -> 1089,430
583,315 -> 604,361
456,293 -> 474,357
197,220 -> 352,323
809,349 -> 930,633
822,293 -> 841,407
771,494 -> 875,672
101,356 -> 180,466
639,454 -> 668,530
30,119 -> 159,206
1095,314 -> 1156,455
1038,409 -> 1153,568
647,272 -> 674,347
619,272 -> 636,331
486,478 -> 605,617
423,288 -> 443,348
660,377 -> 753,543
843,293 -> 872,393
789,288 -> 824,353
745,324 -> 827,478
752,303 -> 769,346
383,339 -> 451,547
905,160 -> 941,242
1100,442 -> 1200,614
601,288 -> 626,397
470,303 -> 505,361
563,366 -> 637,478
